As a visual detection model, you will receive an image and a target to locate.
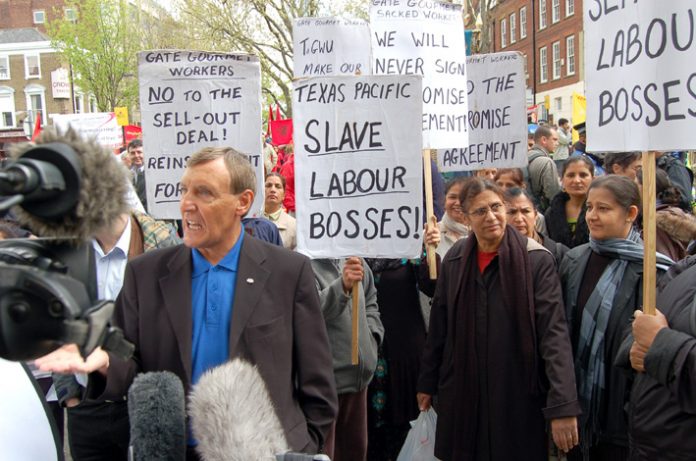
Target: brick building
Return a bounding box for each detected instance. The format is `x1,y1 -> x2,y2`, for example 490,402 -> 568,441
489,0 -> 584,124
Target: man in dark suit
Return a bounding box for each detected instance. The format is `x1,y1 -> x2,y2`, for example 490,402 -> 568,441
127,139 -> 147,211
37,147 -> 338,457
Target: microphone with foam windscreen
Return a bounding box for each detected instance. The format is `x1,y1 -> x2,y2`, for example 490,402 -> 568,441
127,371 -> 186,461
5,127 -> 129,241
189,359 -> 291,461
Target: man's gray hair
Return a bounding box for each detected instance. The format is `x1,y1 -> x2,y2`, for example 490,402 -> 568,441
187,147 -> 257,196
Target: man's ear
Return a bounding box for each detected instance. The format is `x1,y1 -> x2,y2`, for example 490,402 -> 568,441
236,189 -> 254,216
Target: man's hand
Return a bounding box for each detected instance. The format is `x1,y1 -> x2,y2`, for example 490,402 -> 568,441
630,309 -> 668,372
633,310 -> 669,349
341,257 -> 364,294
417,392 -> 432,411
34,344 -> 109,376
630,340 -> 649,372
551,416 -> 579,453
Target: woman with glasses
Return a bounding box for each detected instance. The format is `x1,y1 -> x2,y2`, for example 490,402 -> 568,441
545,156 -> 595,249
417,178 -> 581,461
504,187 -> 569,267
559,175 -> 673,461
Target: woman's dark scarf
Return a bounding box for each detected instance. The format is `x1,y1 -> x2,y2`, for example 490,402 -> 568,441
451,225 -> 539,459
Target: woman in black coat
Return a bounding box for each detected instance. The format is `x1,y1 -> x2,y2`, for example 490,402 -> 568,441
545,156 -> 594,248
418,178 -> 580,461
559,176 -> 672,461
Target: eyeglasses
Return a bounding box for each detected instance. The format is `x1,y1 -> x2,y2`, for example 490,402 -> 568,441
466,202 -> 505,218
506,207 -> 535,217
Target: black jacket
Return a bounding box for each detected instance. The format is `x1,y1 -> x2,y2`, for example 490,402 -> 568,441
544,192 -> 590,249
559,244 -> 645,448
616,264 -> 696,460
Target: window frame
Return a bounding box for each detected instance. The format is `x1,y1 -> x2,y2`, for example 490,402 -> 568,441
510,13 -> 517,44
24,84 -> 46,126
520,7 -> 527,39
501,18 -> 508,48
0,55 -> 9,80
566,35 -> 576,76
0,86 -> 16,128
24,54 -> 41,79
64,7 -> 77,22
540,46 -> 548,83
552,0 -> 561,24
552,41 -> 561,80
566,0 -> 575,17
539,0 -> 547,30
33,10 -> 46,24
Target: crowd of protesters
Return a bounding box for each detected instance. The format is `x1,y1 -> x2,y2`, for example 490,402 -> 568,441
0,121 -> 694,461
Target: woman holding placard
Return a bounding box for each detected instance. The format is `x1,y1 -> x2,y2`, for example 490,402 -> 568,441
559,175 -> 673,461
417,178 -> 580,461
436,177 -> 470,257
545,156 -> 594,249
263,172 -> 297,250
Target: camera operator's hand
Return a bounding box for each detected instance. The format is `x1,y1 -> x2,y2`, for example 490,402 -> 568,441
34,344 -> 109,376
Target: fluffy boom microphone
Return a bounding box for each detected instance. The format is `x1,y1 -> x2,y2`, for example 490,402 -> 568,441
189,359 -> 291,461
128,371 -> 186,461
7,128 -> 129,241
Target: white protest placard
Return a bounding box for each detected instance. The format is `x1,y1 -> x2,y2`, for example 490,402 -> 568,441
437,52 -> 527,172
293,17 -> 371,78
585,1 -> 696,152
138,50 -> 263,219
370,0 -> 468,149
294,75 -> 423,259
53,112 -> 122,149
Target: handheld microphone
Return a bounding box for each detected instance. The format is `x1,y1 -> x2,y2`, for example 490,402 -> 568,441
189,359 -> 290,461
127,371 -> 186,461
5,128 -> 129,241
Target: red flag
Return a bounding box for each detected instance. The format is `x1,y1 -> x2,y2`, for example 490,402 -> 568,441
270,119 -> 293,146
266,105 -> 274,138
275,105 -> 282,121
31,113 -> 42,141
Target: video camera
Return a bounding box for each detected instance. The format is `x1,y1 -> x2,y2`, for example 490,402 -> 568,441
0,138 -> 133,361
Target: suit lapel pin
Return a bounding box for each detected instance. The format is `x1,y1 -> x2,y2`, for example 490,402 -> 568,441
246,278 -> 254,284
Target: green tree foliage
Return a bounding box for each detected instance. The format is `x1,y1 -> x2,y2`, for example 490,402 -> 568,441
46,0 -> 140,112
179,0 -> 323,117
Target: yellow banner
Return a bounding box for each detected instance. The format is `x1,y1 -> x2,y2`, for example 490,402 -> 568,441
114,107 -> 129,126
571,93 -> 586,143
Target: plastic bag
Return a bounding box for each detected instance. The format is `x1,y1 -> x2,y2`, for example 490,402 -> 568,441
396,408 -> 439,461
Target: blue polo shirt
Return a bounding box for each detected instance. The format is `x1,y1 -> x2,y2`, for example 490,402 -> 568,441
190,230 -> 244,386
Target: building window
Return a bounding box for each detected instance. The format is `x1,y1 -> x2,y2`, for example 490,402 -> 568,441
75,91 -> 84,113
0,87 -> 15,128
539,0 -> 547,30
552,0 -> 561,23
0,56 -> 9,80
510,13 -> 517,44
523,53 -> 528,77
540,46 -> 548,83
89,95 -> 98,113
33,10 -> 46,24
501,18 -> 507,48
24,84 -> 46,125
566,0 -> 575,17
25,55 -> 41,79
566,35 -> 576,75
520,7 -> 527,39
64,7 -> 77,22
552,41 -> 561,80
555,97 -> 563,111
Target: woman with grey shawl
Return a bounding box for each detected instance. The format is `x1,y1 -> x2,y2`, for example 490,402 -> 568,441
559,175 -> 673,461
